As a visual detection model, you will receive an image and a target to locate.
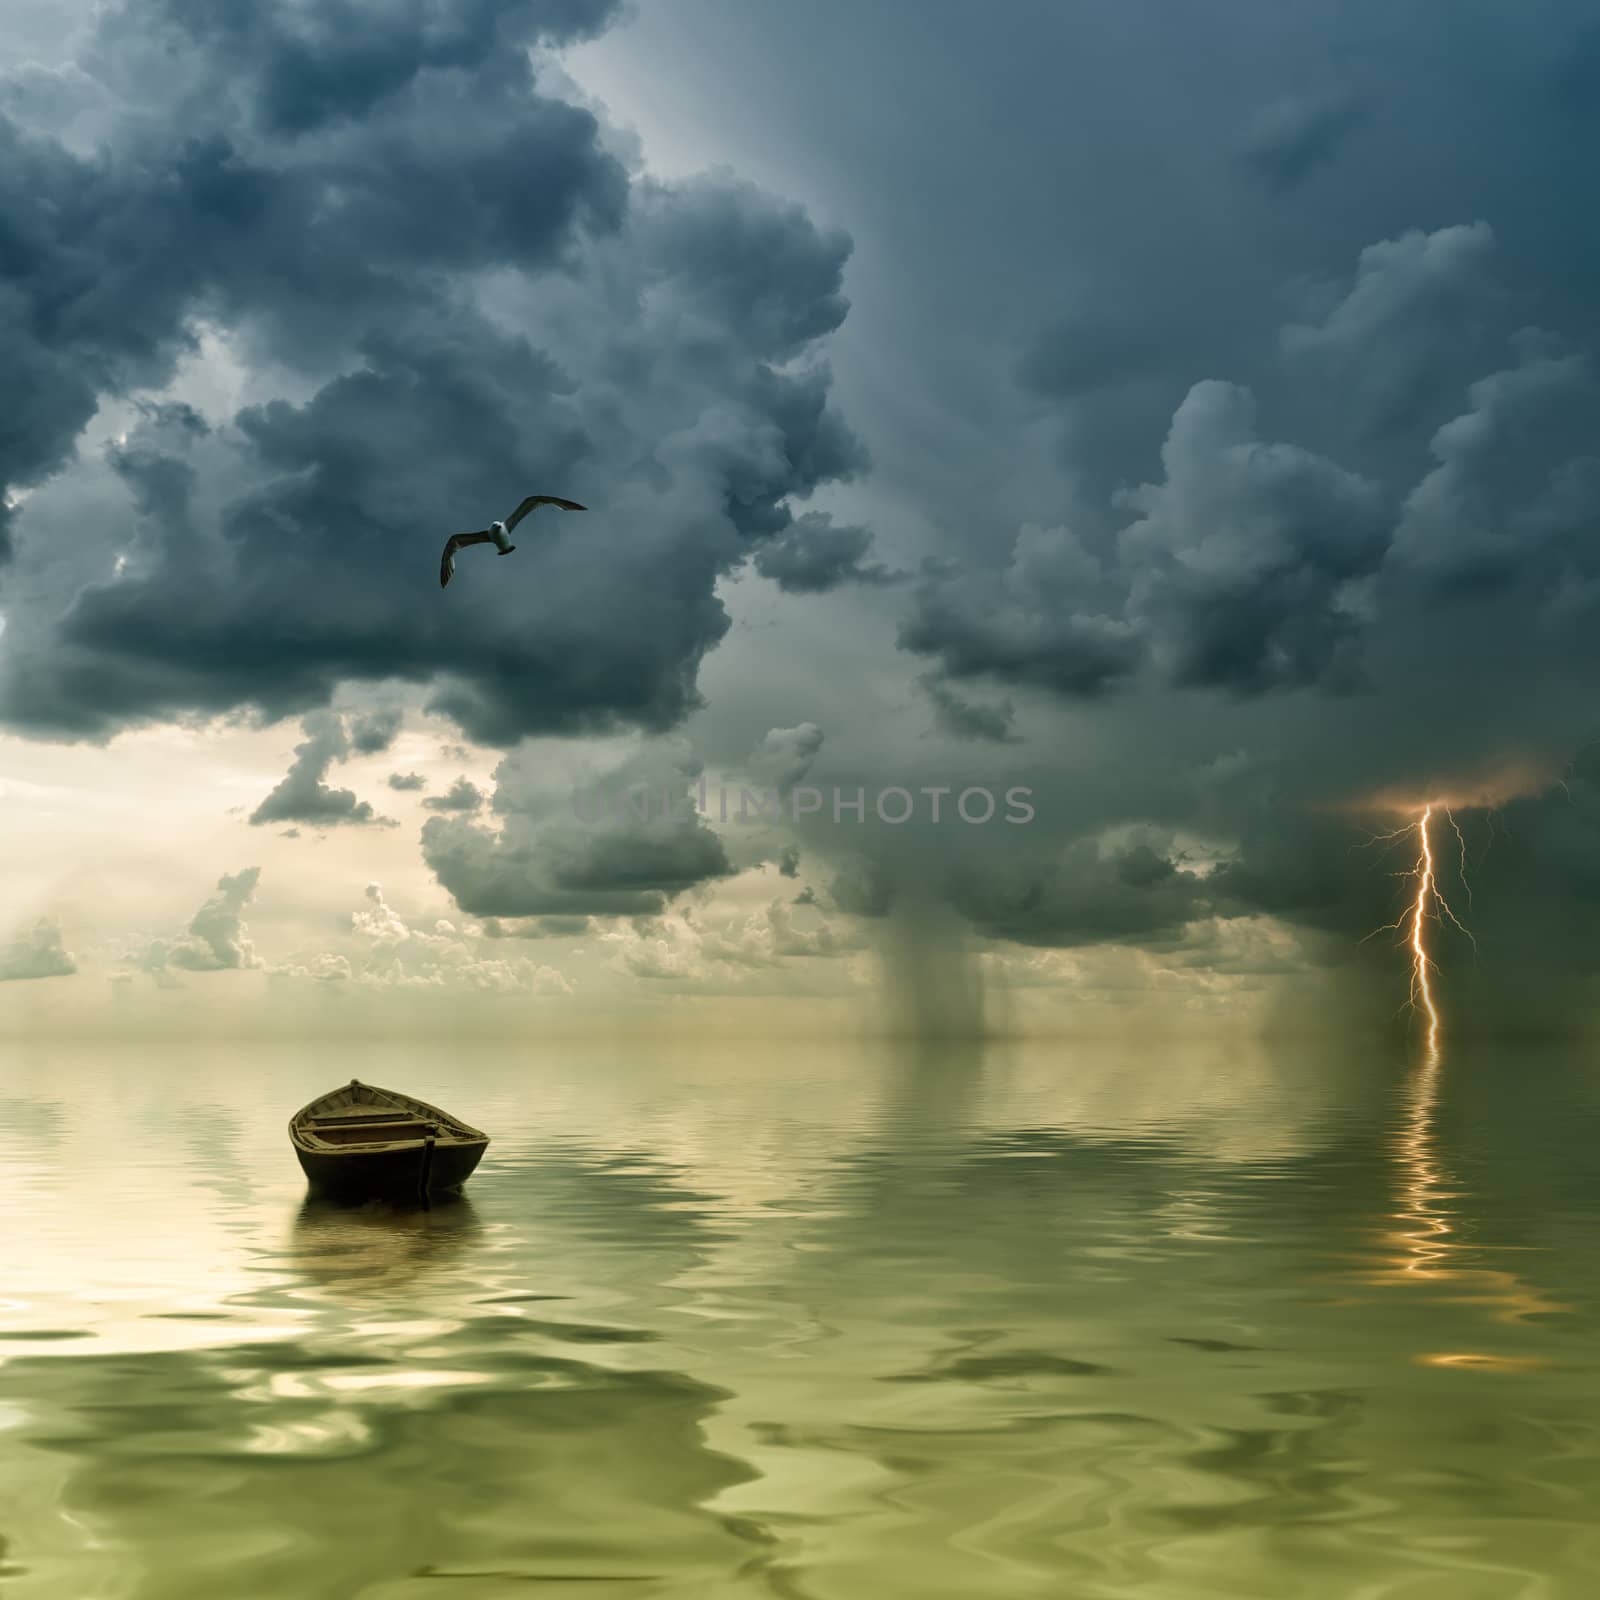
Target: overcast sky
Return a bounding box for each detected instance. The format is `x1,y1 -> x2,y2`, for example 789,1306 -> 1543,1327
4,0 -> 1600,1036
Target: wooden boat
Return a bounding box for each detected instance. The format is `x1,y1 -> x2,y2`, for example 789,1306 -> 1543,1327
289,1078 -> 489,1202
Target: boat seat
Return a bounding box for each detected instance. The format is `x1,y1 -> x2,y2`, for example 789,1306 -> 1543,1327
308,1119 -> 439,1145
309,1110 -> 415,1127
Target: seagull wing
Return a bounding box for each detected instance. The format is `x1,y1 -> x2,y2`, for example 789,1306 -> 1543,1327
440,529 -> 493,588
504,495 -> 587,532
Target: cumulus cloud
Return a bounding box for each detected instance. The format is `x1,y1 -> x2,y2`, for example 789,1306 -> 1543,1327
539,12 -> 1600,1019
351,882 -> 411,946
0,0 -> 867,750
599,897 -> 862,984
0,917 -> 77,982
1388,340 -> 1600,590
142,868 -> 263,976
751,513 -> 894,592
347,706 -> 404,754
12,0 -> 1600,1027
902,380 -> 1391,702
332,882 -> 573,993
899,526 -> 1142,697
387,770 -> 427,791
422,776 -> 486,812
264,882 -> 576,991
249,711 -> 394,828
275,951 -> 353,984
422,738 -> 734,917
1281,222 -> 1502,437
1116,380 -> 1391,692
948,835 -> 1218,950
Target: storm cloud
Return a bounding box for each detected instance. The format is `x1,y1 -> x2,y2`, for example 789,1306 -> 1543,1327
0,0 -> 877,747
9,0 -> 1600,1027
751,513 -> 895,593
422,738 -> 733,918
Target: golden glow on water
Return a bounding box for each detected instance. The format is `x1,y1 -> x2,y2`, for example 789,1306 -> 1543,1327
1394,1040 -> 1452,1274
1418,1351 -> 1553,1373
1378,1038 -> 1567,1363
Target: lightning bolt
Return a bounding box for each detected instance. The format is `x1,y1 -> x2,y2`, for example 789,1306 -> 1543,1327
1363,802 -> 1476,1055
1408,805 -> 1445,1054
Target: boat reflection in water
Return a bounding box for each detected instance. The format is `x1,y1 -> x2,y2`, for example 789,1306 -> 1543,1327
287,1192 -> 484,1296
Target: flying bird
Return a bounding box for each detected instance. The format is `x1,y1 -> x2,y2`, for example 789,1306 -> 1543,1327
439,495 -> 586,588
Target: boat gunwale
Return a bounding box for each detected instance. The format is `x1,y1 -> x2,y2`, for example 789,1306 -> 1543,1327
288,1079 -> 489,1156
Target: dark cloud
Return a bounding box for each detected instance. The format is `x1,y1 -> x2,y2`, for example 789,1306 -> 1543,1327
827,857 -> 893,920
899,531 -> 1142,698
249,711 -> 394,828
0,0 -> 865,749
554,4 -> 1600,1018
638,174 -> 852,361
387,770 -> 427,791
776,845 -> 800,879
1279,222 -> 1505,444
423,739 -> 733,917
423,776 -> 486,813
751,513 -> 894,593
903,377 -> 1394,702
1117,381 -> 1391,693
835,830 -> 1219,954
0,117 -> 190,567
1388,338 -> 1600,591
905,310 -> 1598,717
12,0 -> 1600,1023
1187,746 -> 1600,1030
0,0 -> 621,569
347,706 -> 403,754
148,0 -> 625,140
1428,751 -> 1600,1026
918,673 -> 1018,744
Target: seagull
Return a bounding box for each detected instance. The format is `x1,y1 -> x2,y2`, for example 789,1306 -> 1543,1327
439,495 -> 586,588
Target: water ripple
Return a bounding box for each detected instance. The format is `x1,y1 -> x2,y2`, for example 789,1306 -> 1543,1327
1,1035 -> 1598,1595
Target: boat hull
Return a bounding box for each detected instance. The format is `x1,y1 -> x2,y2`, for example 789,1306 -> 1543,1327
288,1079 -> 489,1202
293,1137 -> 486,1201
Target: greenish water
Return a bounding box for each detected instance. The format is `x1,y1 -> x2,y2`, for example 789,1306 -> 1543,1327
1,1033 -> 1598,1598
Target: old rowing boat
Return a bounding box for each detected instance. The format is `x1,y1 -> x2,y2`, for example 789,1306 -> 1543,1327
289,1078 -> 489,1201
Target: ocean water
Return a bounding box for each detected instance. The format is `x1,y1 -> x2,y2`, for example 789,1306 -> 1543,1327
1,1031 -> 1597,1598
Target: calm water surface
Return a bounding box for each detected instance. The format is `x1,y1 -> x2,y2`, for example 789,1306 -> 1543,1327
2,1033 -> 1598,1598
